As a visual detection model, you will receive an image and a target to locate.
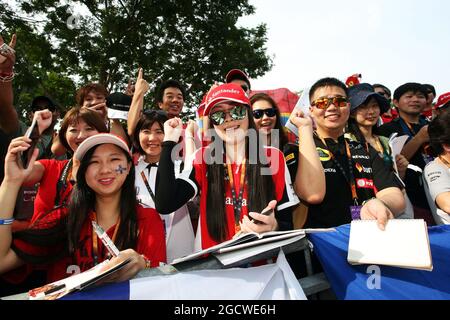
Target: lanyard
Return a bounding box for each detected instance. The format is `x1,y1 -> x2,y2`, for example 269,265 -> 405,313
224,159 -> 247,226
54,159 -> 73,207
91,212 -> 120,266
316,133 -> 358,205
439,156 -> 450,168
140,169 -> 156,203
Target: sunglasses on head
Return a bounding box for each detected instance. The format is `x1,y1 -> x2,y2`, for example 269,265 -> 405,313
252,108 -> 277,119
209,105 -> 247,126
311,96 -> 348,110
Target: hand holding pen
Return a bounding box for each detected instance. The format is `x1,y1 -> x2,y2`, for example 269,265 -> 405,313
234,200 -> 278,238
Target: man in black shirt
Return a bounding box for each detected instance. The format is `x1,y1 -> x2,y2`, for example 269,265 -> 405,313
287,77 -> 405,229
377,83 -> 434,225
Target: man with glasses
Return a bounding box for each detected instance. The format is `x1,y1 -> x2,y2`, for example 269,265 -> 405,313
225,69 -> 251,95
303,77 -> 405,230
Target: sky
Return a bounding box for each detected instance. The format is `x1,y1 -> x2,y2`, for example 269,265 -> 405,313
238,0 -> 450,98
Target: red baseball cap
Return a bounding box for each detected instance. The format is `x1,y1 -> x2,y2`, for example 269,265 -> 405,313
225,69 -> 250,87
434,92 -> 450,110
204,83 -> 250,116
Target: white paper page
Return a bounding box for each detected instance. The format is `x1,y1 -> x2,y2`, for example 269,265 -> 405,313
347,219 -> 432,271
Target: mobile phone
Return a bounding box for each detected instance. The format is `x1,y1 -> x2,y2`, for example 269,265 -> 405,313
21,118 -> 40,169
0,43 -> 15,63
251,208 -> 274,225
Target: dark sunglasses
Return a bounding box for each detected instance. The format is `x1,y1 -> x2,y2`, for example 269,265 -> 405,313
311,96 -> 348,110
252,108 -> 277,119
143,109 -> 168,120
240,84 -> 249,92
209,105 -> 247,126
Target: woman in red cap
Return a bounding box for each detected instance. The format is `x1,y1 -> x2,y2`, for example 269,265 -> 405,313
156,83 -> 324,250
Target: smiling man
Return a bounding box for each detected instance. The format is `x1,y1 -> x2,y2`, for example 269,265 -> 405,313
378,83 -> 435,224
156,80 -> 186,119
304,77 -> 405,230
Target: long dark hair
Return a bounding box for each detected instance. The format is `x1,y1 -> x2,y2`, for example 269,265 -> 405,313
67,144 -> 138,254
250,93 -> 288,151
205,106 -> 275,242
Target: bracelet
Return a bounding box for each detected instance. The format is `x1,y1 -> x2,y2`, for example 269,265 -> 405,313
0,71 -> 15,83
0,218 -> 15,225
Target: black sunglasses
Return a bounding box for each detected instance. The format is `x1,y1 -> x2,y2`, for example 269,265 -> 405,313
240,84 -> 249,92
252,108 -> 277,119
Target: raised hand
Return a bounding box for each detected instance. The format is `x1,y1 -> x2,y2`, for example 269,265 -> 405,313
134,68 -> 150,96
32,109 -> 53,134
289,110 -> 313,130
163,117 -> 183,143
4,136 -> 39,184
0,34 -> 16,73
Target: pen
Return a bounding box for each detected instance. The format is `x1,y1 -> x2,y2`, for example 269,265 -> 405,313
92,221 -> 120,258
233,208 -> 275,238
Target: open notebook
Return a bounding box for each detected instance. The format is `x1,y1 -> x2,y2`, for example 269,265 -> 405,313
347,219 -> 433,271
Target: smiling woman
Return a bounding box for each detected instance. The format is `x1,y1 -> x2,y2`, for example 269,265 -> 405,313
155,83 -> 301,251
0,133 -> 166,285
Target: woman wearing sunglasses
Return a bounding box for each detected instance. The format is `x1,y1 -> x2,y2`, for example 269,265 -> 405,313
155,83 -> 302,250
129,98 -> 195,263
250,93 -> 288,151
0,133 -> 166,284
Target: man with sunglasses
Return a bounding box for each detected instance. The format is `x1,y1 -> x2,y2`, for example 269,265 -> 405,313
302,77 -> 405,231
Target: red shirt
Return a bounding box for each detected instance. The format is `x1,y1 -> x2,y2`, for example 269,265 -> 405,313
32,159 -> 72,223
9,206 -> 166,283
179,146 -> 299,249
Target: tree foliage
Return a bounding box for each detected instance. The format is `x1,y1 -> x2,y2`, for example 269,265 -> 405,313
1,0 -> 272,120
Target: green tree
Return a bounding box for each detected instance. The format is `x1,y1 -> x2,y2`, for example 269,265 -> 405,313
3,0 -> 272,119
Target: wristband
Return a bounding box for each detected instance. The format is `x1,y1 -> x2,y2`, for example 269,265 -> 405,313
0,218 -> 14,225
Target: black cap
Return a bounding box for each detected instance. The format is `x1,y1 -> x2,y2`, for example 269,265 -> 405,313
106,92 -> 132,120
348,83 -> 390,114
30,96 -> 57,112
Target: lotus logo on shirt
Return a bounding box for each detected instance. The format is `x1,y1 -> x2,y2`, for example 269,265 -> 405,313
316,148 -> 331,161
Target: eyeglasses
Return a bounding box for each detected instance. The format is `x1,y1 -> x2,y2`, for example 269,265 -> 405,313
143,109 -> 168,120
311,96 -> 348,110
252,108 -> 277,119
209,105 -> 247,126
240,84 -> 249,92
